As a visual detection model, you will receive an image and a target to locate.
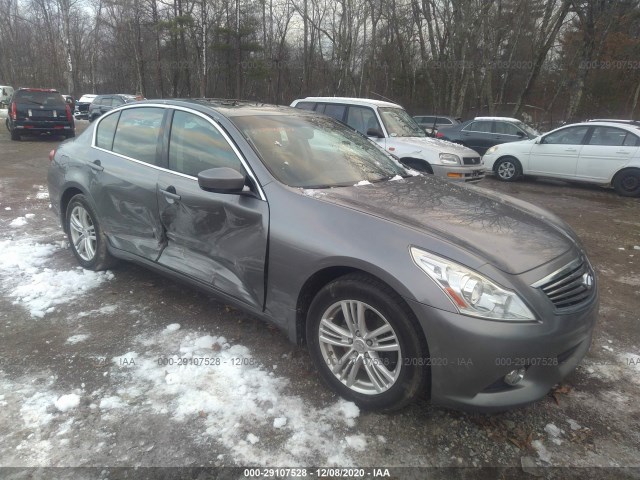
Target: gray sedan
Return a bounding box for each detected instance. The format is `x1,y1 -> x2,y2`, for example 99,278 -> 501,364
47,100 -> 598,411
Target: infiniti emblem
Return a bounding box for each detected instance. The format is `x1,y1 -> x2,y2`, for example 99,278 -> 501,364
582,272 -> 593,289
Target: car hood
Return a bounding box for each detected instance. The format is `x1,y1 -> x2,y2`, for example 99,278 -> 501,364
390,136 -> 479,157
311,176 -> 575,275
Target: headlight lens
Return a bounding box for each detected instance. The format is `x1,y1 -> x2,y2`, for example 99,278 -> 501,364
410,247 -> 536,321
486,145 -> 499,155
439,153 -> 460,165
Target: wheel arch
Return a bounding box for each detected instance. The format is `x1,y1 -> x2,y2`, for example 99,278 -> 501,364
59,184 -> 90,233
611,166 -> 640,185
294,265 -> 428,352
399,157 -> 433,174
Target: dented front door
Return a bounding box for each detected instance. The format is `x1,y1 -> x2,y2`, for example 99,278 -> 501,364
155,172 -> 268,310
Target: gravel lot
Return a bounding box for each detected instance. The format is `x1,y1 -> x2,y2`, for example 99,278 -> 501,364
0,119 -> 639,478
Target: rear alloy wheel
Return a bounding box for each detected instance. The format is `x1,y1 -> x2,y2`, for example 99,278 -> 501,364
65,194 -> 116,270
613,169 -> 640,197
495,157 -> 522,182
307,273 -> 428,411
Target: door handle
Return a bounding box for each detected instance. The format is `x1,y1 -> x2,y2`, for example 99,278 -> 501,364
160,188 -> 181,201
90,160 -> 103,172
615,151 -> 630,155
564,148 -> 577,152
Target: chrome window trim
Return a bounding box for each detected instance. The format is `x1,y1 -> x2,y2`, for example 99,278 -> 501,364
91,103 -> 267,201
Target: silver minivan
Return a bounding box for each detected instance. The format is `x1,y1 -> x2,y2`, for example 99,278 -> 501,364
291,97 -> 484,182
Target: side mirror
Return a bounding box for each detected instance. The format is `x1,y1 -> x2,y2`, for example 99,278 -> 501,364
198,167 -> 246,193
366,128 -> 384,138
516,130 -> 525,137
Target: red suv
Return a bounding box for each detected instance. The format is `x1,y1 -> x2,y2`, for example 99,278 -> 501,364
6,88 -> 75,141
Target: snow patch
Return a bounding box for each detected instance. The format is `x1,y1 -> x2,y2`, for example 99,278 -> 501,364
65,334 -> 89,345
532,440 -> 552,463
9,217 -> 27,227
164,323 -> 181,333
353,180 -> 372,186
0,239 -> 114,318
54,394 -> 80,412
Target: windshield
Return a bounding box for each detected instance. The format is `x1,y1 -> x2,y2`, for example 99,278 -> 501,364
232,114 -> 407,188
516,121 -> 540,137
378,107 -> 426,137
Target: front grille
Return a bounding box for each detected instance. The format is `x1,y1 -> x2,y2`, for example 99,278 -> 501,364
463,156 -> 481,165
532,257 -> 595,310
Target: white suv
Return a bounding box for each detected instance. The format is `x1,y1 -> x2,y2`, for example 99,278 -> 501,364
290,97 -> 484,182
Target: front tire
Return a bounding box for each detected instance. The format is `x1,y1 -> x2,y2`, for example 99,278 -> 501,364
495,157 -> 522,182
306,273 -> 428,411
65,194 -> 116,270
613,169 -> 640,197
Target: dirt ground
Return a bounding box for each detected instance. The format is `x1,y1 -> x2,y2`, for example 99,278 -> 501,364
0,118 -> 639,479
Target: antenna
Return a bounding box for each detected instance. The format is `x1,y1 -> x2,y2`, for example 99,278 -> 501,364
370,91 -> 397,104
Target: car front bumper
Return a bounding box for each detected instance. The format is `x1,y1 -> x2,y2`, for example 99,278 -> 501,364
406,293 -> 598,411
431,164 -> 485,182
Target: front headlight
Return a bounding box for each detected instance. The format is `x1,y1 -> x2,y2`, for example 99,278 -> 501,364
439,153 -> 460,165
486,145 -> 499,155
410,247 -> 536,321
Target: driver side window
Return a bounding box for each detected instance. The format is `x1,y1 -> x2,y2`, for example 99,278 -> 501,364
543,126 -> 589,145
168,111 -> 243,177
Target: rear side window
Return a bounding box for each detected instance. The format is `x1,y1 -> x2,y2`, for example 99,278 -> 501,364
112,97 -> 125,107
322,104 -> 347,122
168,111 -> 242,177
464,121 -> 492,133
96,112 -> 120,150
588,126 -> 628,146
112,107 -> 164,165
437,117 -> 453,125
623,133 -> 640,146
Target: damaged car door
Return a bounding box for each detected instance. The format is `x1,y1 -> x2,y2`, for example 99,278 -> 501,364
91,107 -> 167,260
155,109 -> 269,310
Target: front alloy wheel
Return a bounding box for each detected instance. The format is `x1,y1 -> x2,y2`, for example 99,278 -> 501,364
307,273 -> 428,411
495,157 -> 521,182
318,300 -> 402,394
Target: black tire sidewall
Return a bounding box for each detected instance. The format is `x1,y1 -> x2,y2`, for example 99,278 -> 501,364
614,170 -> 640,197
306,275 -> 427,411
65,194 -> 112,270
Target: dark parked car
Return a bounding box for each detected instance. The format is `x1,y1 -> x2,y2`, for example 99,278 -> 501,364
74,94 -> 97,120
6,88 -> 75,141
439,116 -> 539,155
47,100 -> 597,412
88,94 -> 136,122
413,115 -> 461,135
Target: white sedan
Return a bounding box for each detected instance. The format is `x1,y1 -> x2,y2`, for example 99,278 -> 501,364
482,121 -> 640,197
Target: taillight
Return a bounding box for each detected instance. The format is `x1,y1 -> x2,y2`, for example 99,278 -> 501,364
10,102 -> 16,120
436,132 -> 445,138
65,104 -> 72,122
49,149 -> 56,162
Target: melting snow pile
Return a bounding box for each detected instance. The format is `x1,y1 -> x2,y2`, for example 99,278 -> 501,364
0,239 -> 114,318
108,329 -> 365,465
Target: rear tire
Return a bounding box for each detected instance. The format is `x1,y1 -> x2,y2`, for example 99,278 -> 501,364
306,273 -> 429,411
65,194 -> 117,271
613,169 -> 640,197
495,157 -> 522,182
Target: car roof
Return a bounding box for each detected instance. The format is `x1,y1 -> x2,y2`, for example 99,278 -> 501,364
554,121 -> 640,133
292,96 -> 401,109
474,116 -> 522,123
131,98 -> 308,118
